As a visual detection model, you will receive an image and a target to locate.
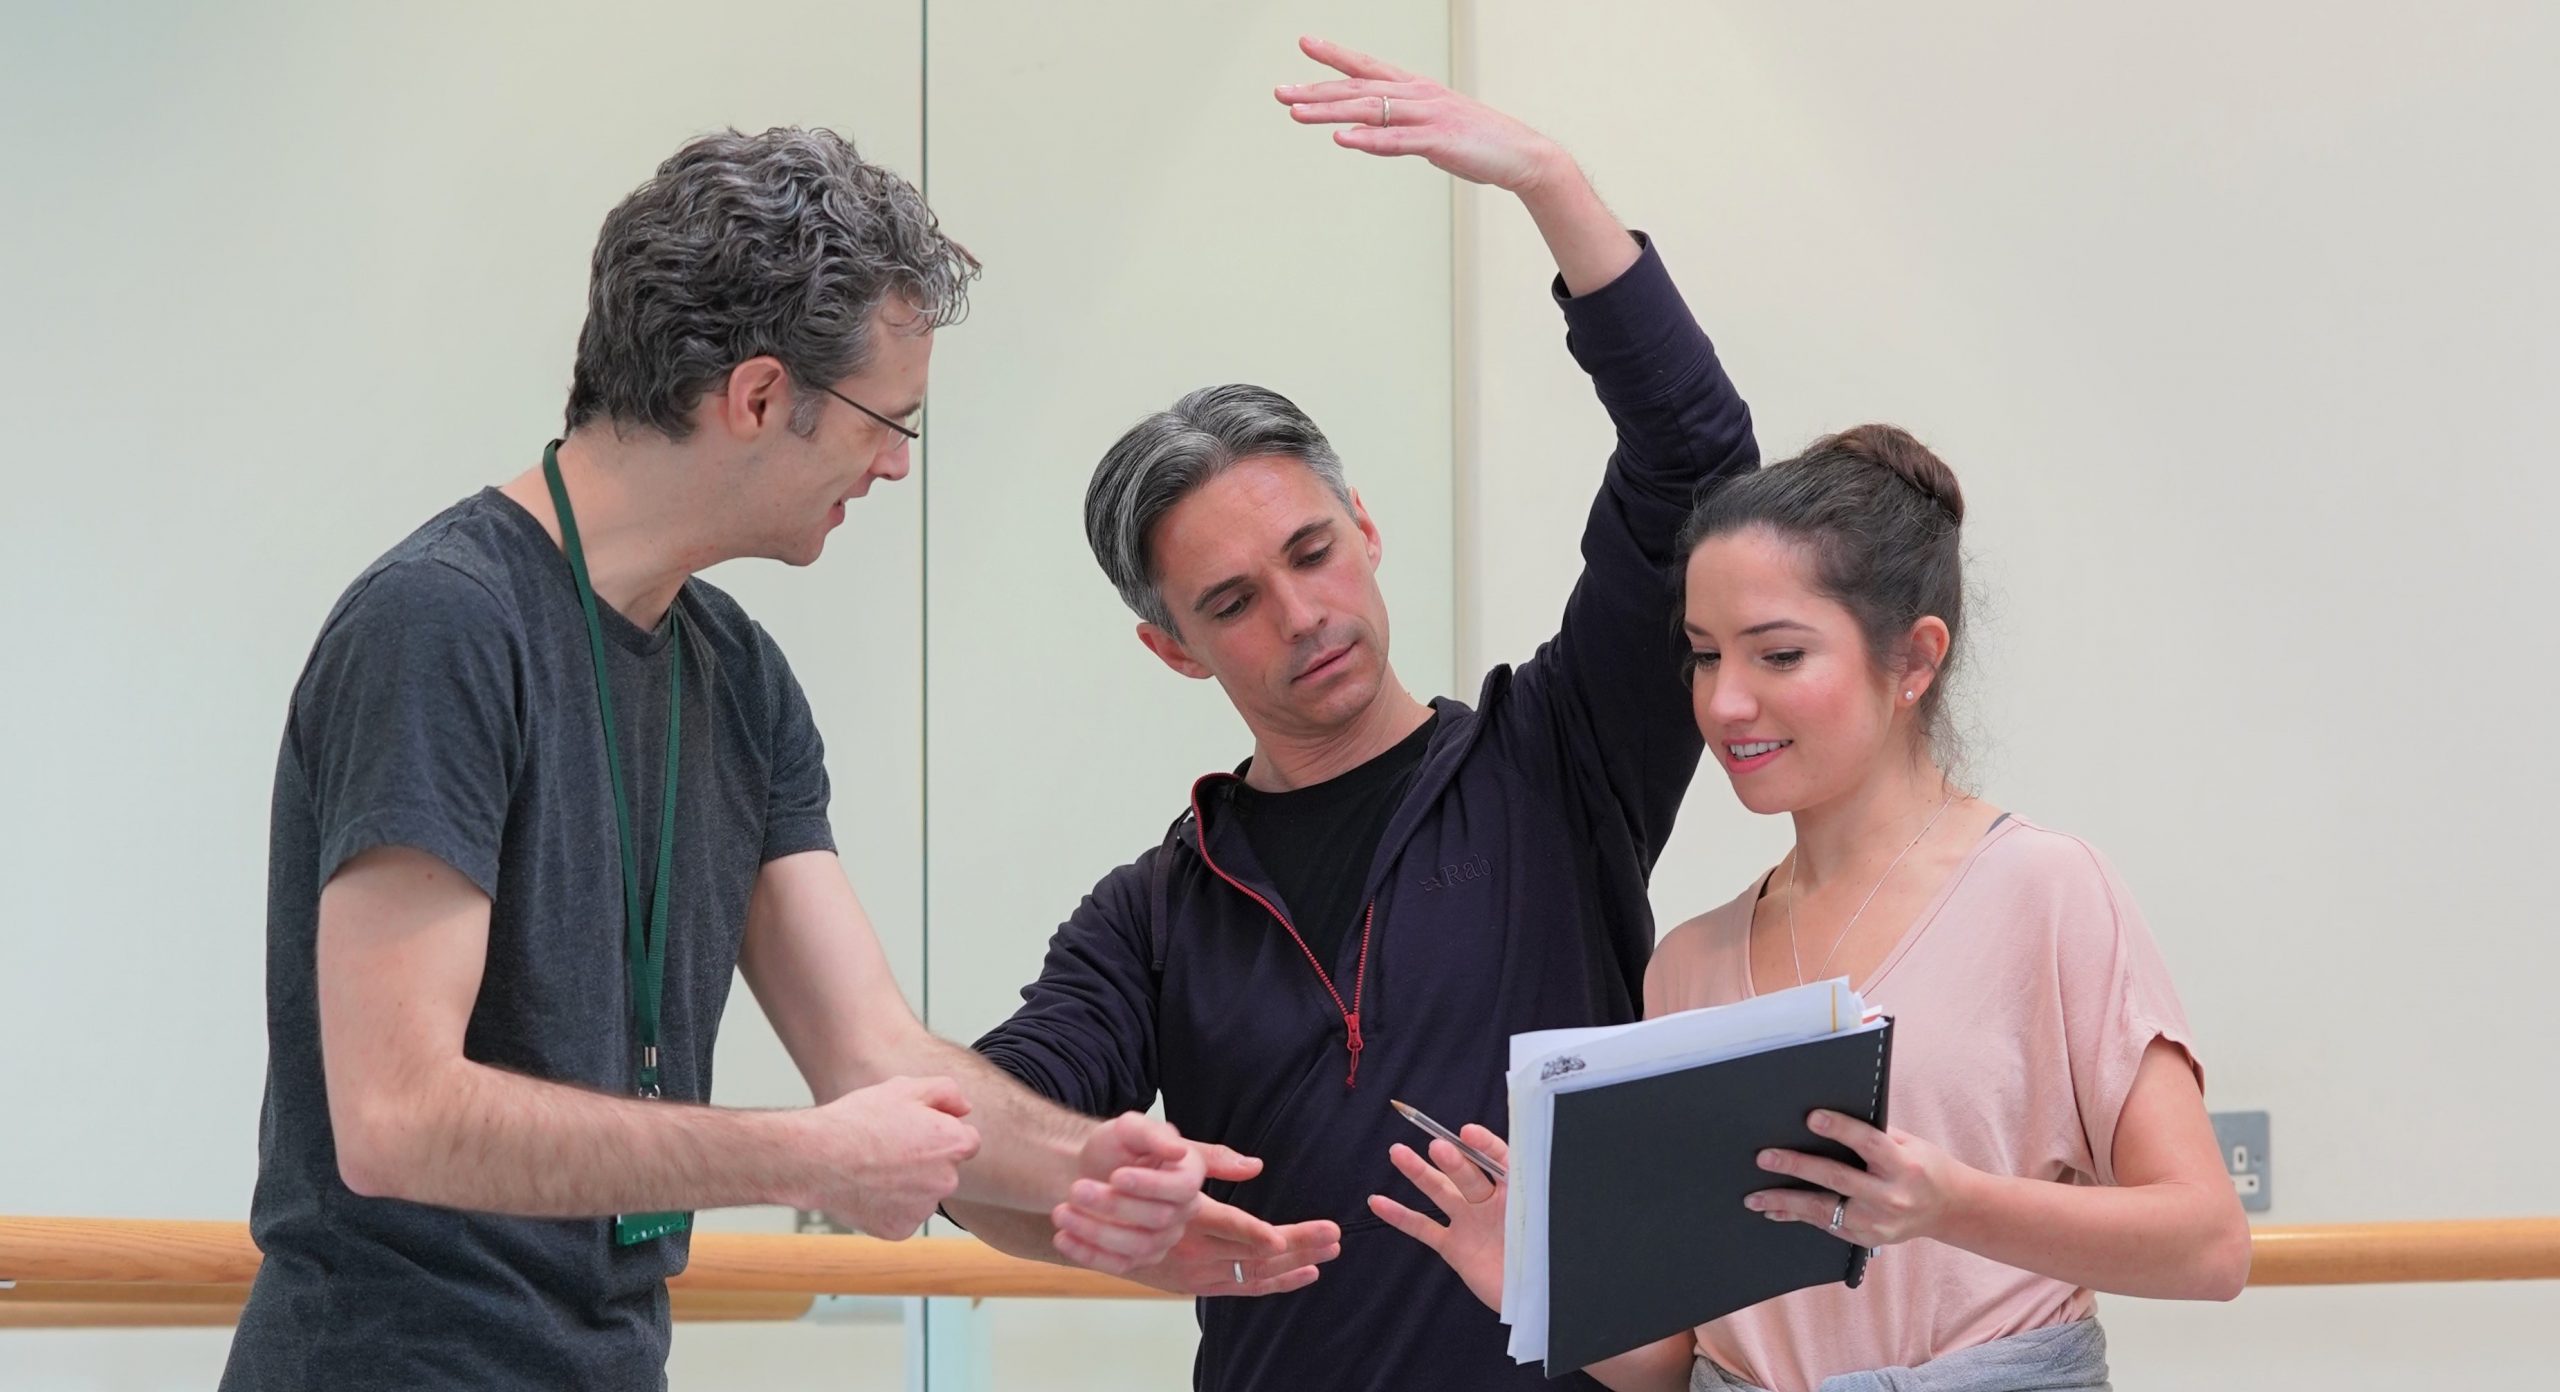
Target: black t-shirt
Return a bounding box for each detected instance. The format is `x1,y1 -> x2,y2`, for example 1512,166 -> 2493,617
1228,714 -> 1439,967
224,488 -> 835,1392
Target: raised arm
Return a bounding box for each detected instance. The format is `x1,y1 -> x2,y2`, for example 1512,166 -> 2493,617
1283,34 -> 1759,863
1278,34 -> 1639,294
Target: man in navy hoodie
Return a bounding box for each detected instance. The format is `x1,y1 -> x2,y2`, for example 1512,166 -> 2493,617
950,40 -> 1759,1391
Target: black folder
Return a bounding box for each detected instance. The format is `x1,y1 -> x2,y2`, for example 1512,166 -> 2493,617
1542,1019 -> 1896,1374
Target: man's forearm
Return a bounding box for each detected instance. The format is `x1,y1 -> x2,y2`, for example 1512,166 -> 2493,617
340,1059 -> 815,1217
867,1030 -> 1093,1212
1516,149 -> 1641,298
941,1196 -> 1070,1264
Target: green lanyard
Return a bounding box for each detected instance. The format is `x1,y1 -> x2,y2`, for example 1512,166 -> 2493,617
542,441 -> 683,1101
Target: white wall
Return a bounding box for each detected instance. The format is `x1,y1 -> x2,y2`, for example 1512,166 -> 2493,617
7,0 -> 2545,1386
1455,1 -> 2559,1385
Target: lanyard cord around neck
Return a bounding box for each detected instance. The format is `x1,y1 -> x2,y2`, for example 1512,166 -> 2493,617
543,440 -> 683,1097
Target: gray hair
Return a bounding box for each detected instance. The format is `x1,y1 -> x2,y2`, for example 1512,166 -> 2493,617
564,126 -> 979,440
1084,384 -> 1354,633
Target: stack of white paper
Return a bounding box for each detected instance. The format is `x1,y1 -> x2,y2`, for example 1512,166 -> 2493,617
1499,978 -> 1881,1364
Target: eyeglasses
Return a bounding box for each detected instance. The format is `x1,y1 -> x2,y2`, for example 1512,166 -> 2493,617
819,383 -> 922,440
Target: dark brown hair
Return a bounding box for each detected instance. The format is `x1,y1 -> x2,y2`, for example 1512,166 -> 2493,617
1678,424 -> 1967,758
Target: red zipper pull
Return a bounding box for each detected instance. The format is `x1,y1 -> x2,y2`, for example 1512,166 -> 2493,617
1343,1011 -> 1365,1087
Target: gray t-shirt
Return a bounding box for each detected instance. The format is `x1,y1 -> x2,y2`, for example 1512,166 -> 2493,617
222,488 -> 835,1391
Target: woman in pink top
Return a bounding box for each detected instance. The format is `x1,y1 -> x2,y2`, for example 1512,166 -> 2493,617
1372,426 -> 2249,1390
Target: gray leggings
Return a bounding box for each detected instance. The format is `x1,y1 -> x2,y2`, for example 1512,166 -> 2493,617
1688,1318 -> 2110,1392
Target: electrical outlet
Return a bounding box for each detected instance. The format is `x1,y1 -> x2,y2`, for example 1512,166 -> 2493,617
2209,1110 -> 2271,1213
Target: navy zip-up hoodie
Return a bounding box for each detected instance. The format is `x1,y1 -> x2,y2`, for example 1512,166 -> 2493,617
978,238 -> 1757,1391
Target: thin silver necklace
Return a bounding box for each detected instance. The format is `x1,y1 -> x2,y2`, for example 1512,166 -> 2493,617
1786,794 -> 1954,988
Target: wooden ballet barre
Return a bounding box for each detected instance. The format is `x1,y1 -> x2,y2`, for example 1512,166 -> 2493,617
0,1217 -> 1168,1300
0,1219 -> 260,1287
0,1301 -> 247,1330
0,1282 -> 814,1327
2244,1219 -> 2560,1286
4,1215 -> 2556,1332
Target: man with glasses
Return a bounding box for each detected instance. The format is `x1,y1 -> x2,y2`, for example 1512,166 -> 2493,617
820,381 -> 923,441
222,128 -> 1279,1391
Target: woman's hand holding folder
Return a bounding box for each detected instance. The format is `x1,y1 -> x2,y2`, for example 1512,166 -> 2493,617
1746,1108 -> 1960,1250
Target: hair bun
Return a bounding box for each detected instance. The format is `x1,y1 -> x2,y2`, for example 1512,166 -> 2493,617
1816,424 -> 1964,525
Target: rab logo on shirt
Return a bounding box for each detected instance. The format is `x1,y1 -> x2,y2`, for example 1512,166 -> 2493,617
1419,856 -> 1492,893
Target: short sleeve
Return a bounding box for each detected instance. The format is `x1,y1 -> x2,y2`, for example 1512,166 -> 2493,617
756,625 -> 835,863
295,560 -> 524,899
2052,841 -> 2200,1186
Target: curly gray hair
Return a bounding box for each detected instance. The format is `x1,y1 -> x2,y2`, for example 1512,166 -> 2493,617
564,126 -> 979,440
